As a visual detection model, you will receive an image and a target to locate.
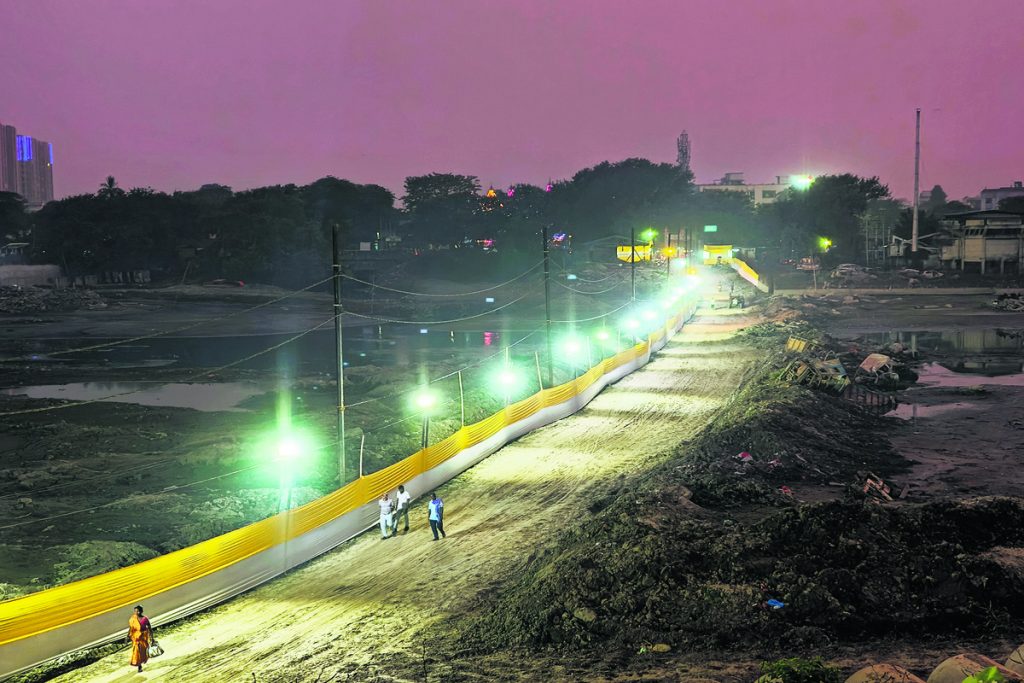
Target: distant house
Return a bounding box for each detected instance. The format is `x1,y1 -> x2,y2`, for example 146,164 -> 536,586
979,181 -> 1024,211
938,210 -> 1024,274
0,242 -> 28,264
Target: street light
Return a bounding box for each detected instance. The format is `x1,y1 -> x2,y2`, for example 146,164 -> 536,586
791,175 -> 814,190
411,388 -> 439,449
491,366 -> 522,405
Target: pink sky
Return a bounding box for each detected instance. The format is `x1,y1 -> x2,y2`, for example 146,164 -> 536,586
2,0 -> 1022,202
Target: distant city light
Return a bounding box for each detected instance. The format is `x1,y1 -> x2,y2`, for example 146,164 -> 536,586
703,225 -> 718,233
485,297 -> 495,303
507,187 -> 515,198
420,328 -> 428,334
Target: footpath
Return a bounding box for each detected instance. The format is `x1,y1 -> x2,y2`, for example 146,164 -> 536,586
44,308 -> 759,683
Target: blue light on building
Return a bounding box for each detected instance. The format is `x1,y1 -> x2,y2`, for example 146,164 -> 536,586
48,143 -> 54,165
16,136 -> 33,162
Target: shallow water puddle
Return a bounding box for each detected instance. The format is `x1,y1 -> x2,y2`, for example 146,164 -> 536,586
1,381 -> 266,411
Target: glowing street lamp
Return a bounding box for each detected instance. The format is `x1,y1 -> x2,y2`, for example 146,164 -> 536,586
818,237 -> 833,252
641,228 -> 658,244
791,175 -> 814,191
492,366 -> 522,405
411,388 -> 440,449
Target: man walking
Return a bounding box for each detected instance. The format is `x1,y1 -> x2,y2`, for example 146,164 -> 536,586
378,493 -> 394,540
427,492 -> 446,541
392,484 -> 411,535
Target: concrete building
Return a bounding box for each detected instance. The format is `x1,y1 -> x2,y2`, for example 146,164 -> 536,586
696,172 -> 803,206
0,122 -> 54,209
0,123 -> 17,195
979,181 -> 1024,211
938,210 -> 1024,274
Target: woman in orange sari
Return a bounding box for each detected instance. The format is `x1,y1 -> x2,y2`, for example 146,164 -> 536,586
128,605 -> 152,672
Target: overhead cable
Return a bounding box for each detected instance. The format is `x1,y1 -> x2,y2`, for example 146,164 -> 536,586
339,261 -> 543,297
0,313 -> 341,416
0,274 -> 337,363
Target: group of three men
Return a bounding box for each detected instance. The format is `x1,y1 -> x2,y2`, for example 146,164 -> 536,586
378,485 -> 446,541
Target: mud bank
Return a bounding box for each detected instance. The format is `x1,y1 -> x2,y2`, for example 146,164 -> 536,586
456,328 -> 1024,668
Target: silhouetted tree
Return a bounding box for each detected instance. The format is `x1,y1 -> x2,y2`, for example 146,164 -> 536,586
97,176 -> 125,200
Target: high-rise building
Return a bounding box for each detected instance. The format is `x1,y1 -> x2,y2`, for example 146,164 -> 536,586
676,131 -> 691,174
0,124 -> 17,195
0,121 -> 54,209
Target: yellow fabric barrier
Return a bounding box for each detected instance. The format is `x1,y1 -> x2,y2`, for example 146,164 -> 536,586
0,303 -> 689,649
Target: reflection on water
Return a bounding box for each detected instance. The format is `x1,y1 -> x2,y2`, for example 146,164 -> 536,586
867,329 -> 1024,375
13,327 -> 527,372
888,400 -> 983,420
914,363 -> 1024,387
1,382 -> 267,411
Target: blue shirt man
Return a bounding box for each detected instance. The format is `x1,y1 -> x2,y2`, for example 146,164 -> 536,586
427,492 -> 446,541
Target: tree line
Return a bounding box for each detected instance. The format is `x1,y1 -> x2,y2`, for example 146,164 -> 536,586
0,161 -> 994,286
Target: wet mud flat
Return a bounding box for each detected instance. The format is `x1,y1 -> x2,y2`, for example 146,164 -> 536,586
415,320 -> 1024,682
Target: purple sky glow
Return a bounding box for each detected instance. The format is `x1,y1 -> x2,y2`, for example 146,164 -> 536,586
2,0 -> 1022,202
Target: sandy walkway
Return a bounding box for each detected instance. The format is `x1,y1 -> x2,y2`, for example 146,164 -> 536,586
52,308 -> 758,683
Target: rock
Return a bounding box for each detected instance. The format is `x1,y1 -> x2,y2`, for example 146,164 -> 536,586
651,643 -> 671,653
846,663 -> 926,683
16,497 -> 32,508
572,607 -> 597,623
926,654 -> 1022,683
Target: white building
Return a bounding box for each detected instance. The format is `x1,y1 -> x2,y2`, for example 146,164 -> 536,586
979,181 -> 1024,211
696,172 -> 809,206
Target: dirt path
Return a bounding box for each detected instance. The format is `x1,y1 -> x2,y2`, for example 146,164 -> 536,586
51,308 -> 759,683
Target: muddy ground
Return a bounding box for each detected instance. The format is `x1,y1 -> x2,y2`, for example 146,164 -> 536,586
0,268 -> 664,598
6,278 -> 1024,682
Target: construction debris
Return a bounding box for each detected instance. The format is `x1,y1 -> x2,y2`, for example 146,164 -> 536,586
0,286 -> 107,314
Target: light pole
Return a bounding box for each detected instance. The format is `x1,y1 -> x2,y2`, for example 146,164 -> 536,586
413,389 -> 438,449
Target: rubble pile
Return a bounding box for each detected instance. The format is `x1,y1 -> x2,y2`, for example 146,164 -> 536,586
992,293 -> 1024,312
0,287 -> 107,314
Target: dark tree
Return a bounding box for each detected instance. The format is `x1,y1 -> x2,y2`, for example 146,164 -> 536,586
0,191 -> 28,241
923,184 -> 948,213
998,196 -> 1024,214
403,173 -> 481,245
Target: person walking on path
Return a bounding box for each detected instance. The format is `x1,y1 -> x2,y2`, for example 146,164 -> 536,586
128,605 -> 152,673
427,492 -> 446,541
378,493 -> 394,540
392,484 -> 411,535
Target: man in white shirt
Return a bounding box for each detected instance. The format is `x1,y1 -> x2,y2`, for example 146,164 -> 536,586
392,484 -> 412,535
378,493 -> 394,540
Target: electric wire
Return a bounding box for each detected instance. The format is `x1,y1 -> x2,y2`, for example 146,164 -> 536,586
551,278 -> 626,295
549,299 -> 634,324
339,261 -> 543,297
0,313 -> 342,416
0,275 -> 338,363
0,463 -> 265,530
342,288 -> 537,326
343,327 -> 542,410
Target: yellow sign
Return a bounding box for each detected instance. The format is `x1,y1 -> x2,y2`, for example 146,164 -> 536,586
617,245 -> 651,262
702,244 -> 733,265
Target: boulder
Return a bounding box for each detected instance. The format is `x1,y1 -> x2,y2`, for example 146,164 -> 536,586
846,663 -> 926,683
1007,644 -> 1024,676
927,654 -> 1023,683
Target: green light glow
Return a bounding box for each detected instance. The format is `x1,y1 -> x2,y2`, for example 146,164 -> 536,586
791,175 -> 814,190
595,329 -> 610,341
641,228 -> 657,242
412,388 -> 439,412
818,236 -> 833,251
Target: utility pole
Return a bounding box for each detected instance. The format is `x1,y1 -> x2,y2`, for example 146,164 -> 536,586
542,225 -> 553,388
666,232 -> 673,276
630,227 -> 636,301
912,108 -> 921,256
331,223 -> 346,484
